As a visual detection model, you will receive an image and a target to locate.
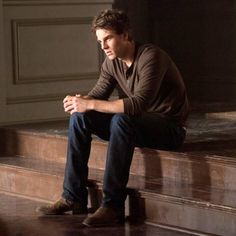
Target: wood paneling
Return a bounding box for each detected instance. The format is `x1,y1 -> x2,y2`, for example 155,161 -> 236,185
12,17 -> 100,84
0,0 -> 112,124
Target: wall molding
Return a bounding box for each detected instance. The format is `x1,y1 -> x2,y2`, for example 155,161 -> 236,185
14,72 -> 99,84
3,0 -> 113,7
12,17 -> 102,84
7,90 -> 89,104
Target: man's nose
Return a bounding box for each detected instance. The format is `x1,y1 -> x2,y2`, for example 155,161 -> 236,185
101,41 -> 108,50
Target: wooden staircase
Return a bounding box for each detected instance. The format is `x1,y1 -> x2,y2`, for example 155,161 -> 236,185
0,114 -> 236,235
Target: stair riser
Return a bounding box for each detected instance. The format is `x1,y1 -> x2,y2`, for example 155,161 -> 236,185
1,131 -> 236,190
140,195 -> 236,236
0,131 -> 67,162
0,166 -> 62,201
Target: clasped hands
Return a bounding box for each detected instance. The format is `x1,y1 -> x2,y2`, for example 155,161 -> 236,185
63,94 -> 92,115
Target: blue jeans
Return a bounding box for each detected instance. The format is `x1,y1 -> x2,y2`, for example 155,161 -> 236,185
62,111 -> 186,209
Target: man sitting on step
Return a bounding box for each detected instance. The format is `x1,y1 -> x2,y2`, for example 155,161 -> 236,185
36,9 -> 189,227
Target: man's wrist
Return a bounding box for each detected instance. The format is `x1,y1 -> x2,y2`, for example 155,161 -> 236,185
87,99 -> 95,111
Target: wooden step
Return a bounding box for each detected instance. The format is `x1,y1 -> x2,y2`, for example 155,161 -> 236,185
0,156 -> 64,202
0,121 -> 68,163
137,186 -> 236,236
1,117 -> 236,190
0,156 -> 235,235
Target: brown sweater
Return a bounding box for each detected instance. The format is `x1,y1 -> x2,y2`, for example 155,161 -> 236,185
88,43 -> 189,126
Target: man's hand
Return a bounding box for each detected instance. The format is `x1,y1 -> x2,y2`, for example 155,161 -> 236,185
63,94 -> 124,115
63,94 -> 91,115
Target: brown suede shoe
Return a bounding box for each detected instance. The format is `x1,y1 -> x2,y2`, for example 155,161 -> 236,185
82,206 -> 125,227
36,198 -> 88,215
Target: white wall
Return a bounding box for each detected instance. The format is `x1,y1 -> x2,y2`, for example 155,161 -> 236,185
1,0 -> 112,124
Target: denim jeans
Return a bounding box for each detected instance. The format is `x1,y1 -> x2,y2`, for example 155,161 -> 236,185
62,111 -> 186,209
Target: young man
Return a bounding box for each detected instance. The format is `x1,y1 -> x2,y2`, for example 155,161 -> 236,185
37,9 -> 189,227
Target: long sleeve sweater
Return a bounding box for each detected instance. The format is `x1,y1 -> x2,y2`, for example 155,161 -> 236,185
88,43 -> 189,126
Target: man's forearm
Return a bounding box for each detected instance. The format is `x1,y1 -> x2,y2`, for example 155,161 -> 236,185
88,99 -> 124,114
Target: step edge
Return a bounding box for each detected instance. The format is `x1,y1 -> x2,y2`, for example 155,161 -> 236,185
145,221 -> 218,236
134,148 -> 236,167
0,190 -> 53,204
0,161 -> 64,177
139,189 -> 236,215
1,128 -> 68,140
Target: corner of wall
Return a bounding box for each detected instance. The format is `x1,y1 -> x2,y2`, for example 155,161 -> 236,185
0,0 -> 7,123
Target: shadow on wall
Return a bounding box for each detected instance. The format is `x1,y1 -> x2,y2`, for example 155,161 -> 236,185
0,218 -> 9,236
0,129 -> 20,157
113,0 -> 152,44
140,147 -> 211,200
139,148 -> 163,181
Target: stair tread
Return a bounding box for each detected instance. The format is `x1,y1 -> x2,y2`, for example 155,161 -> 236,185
0,156 -> 65,176
1,156 -> 236,211
1,120 -> 69,138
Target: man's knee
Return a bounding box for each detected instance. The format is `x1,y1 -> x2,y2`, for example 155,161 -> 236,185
70,112 -> 84,122
110,113 -> 132,131
69,112 -> 89,129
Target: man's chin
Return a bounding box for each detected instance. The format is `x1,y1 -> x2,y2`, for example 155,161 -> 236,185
107,54 -> 116,60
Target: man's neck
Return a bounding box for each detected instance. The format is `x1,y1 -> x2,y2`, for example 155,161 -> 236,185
122,41 -> 135,68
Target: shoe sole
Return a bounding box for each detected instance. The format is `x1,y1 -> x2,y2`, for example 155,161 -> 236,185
36,210 -> 88,216
82,219 -> 125,227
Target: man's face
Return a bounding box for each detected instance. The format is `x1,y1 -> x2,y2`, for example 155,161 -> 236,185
96,28 -> 127,60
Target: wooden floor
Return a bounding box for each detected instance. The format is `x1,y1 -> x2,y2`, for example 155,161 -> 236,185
0,193 -> 194,236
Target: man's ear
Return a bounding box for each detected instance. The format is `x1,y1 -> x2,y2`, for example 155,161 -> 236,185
123,31 -> 129,40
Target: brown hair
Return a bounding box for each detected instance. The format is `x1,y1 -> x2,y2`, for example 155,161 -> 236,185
91,9 -> 133,40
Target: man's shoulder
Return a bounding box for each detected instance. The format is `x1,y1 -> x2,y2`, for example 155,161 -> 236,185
137,42 -> 158,50
136,43 -> 168,58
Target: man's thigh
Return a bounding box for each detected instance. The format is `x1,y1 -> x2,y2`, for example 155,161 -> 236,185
133,113 -> 185,150
84,111 -> 114,141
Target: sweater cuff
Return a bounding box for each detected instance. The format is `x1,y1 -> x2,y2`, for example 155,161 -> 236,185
123,98 -> 133,116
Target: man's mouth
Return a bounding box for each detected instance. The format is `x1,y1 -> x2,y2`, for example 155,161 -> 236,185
106,51 -> 112,56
